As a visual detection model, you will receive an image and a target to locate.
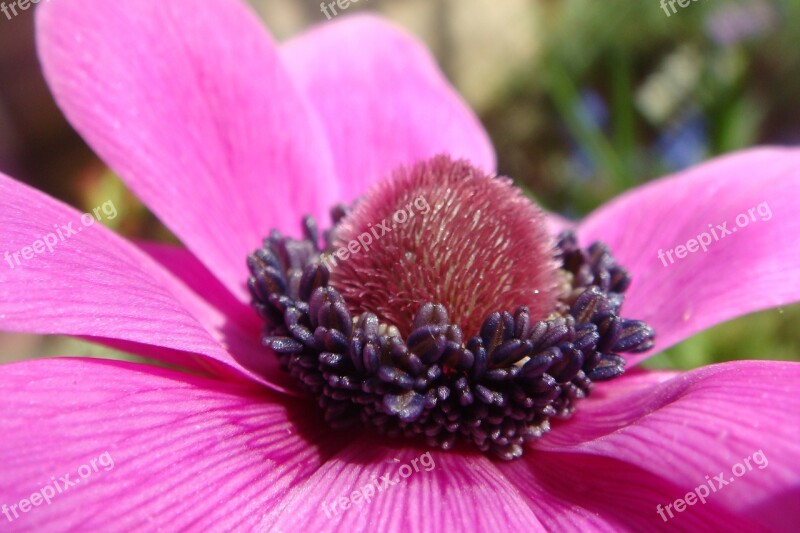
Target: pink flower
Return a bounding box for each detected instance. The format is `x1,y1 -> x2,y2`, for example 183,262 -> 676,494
1,0 -> 799,530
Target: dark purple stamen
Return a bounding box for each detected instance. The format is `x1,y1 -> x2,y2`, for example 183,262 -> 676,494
247,216 -> 655,460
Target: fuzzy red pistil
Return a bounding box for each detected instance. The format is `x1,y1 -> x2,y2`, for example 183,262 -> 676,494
328,156 -> 560,338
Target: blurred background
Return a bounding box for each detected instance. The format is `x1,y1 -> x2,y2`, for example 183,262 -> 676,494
1,0 -> 798,369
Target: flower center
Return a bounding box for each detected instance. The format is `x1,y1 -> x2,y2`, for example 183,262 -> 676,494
326,156 -> 559,338
247,156 -> 656,460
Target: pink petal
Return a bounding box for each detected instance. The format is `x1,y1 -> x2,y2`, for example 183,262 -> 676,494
0,174 -> 291,390
535,361 -> 800,531
0,358 -> 349,531
563,368 -> 682,412
264,441 -> 545,532
37,0 -> 340,300
267,432 -> 754,531
281,15 -> 495,202
136,241 -> 301,394
546,211 -> 574,236
579,148 -> 800,362
497,451 -> 760,531
136,241 -> 260,335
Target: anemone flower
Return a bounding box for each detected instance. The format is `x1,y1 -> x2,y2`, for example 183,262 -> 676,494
1,1 -> 799,531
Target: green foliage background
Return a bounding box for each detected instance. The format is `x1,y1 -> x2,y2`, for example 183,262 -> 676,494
476,0 -> 800,369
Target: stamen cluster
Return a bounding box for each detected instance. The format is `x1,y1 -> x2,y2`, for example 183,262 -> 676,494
247,219 -> 655,460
